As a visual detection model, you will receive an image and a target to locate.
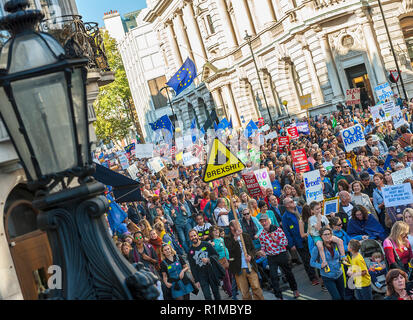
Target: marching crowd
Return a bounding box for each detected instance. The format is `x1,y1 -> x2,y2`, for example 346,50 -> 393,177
102,99 -> 413,301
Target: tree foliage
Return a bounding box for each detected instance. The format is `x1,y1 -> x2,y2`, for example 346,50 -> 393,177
94,31 -> 133,145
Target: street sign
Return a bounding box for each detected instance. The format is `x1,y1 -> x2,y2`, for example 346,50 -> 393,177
345,88 -> 361,106
299,93 -> 312,109
202,138 -> 245,183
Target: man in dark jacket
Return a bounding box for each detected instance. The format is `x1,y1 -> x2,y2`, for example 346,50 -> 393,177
224,219 -> 265,300
336,191 -> 356,231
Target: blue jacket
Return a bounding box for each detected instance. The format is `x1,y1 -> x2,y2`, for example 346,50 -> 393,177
333,229 -> 351,252
372,188 -> 384,215
310,245 -> 343,279
281,207 -> 304,248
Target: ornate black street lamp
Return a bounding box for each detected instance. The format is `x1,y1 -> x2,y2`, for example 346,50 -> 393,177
0,0 -> 158,300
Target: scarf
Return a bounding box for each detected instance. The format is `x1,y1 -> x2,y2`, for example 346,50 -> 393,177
149,236 -> 163,249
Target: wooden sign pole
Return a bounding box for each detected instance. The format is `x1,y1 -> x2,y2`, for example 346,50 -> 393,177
225,179 -> 251,272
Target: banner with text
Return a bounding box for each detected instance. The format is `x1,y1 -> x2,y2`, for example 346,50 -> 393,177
242,171 -> 264,198
254,168 -> 272,190
340,124 -> 366,152
135,144 -> 154,159
346,88 -> 361,106
383,183 -> 413,208
303,170 -> 324,204
291,149 -> 310,173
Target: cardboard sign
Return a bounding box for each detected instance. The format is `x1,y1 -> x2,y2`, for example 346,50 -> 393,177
392,106 -> 407,129
374,82 -> 394,103
391,167 -> 413,185
287,126 -> 299,140
202,138 -> 245,183
254,168 -> 272,190
303,170 -> 324,204
127,163 -> 139,180
183,152 -> 200,166
371,101 -> 395,124
345,88 -> 361,105
299,93 -> 312,109
165,169 -> 179,180
265,131 -> 278,141
147,157 -> 165,173
118,154 -> 129,170
135,144 -> 154,159
278,136 -> 290,150
242,171 -> 264,198
383,183 -> 413,208
291,149 -> 310,173
340,124 -> 366,152
323,197 -> 340,215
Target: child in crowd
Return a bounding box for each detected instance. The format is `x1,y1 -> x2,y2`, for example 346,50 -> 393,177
308,201 -> 346,270
346,239 -> 373,300
368,252 -> 387,289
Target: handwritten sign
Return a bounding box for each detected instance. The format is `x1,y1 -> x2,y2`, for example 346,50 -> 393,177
303,170 -> 324,204
291,149 -> 310,173
147,157 -> 165,173
265,131 -> 278,141
391,167 -> 413,185
127,163 -> 139,180
383,183 -> 413,207
340,124 -> 366,152
254,168 -> 272,190
242,171 -> 264,198
346,88 -> 361,105
371,101 -> 395,124
374,82 -> 394,103
392,106 -> 407,129
135,144 -> 154,159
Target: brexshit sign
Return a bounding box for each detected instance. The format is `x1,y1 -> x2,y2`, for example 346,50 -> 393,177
303,170 -> 324,204
340,124 -> 366,152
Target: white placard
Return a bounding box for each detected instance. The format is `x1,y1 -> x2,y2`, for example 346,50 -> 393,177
383,183 -> 413,208
127,163 -> 139,180
303,170 -> 324,204
370,101 -> 395,124
135,144 -> 154,159
374,82 -> 394,103
147,157 -> 165,173
391,106 -> 407,129
340,124 -> 366,152
391,167 -> 413,185
182,152 -> 200,166
265,131 -> 278,140
260,124 -> 270,132
254,168 -> 272,190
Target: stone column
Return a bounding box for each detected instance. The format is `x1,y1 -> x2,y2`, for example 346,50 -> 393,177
232,0 -> 256,37
222,83 -> 241,128
215,0 -> 238,49
174,10 -> 194,63
211,89 -> 227,119
182,1 -> 207,70
165,21 -> 183,67
356,9 -> 388,85
318,31 -> 344,99
298,37 -> 325,105
254,0 -> 276,27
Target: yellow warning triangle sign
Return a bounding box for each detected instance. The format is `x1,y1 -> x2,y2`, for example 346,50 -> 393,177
202,138 -> 245,183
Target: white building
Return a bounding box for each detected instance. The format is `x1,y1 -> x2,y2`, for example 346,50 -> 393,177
141,0 -> 413,129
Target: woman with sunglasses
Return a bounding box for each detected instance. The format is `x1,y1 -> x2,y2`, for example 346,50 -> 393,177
160,243 -> 193,300
310,226 -> 346,300
240,208 -> 263,250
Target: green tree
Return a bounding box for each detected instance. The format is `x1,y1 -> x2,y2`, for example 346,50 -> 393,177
93,31 -> 134,145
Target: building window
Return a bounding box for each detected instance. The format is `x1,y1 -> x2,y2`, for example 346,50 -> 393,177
205,15 -> 215,35
147,76 -> 168,109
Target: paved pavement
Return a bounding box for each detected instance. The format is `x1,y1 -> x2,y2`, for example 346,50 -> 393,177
191,262 -> 385,301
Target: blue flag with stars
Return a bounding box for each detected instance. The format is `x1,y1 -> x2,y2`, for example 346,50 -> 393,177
166,57 -> 197,96
149,115 -> 174,136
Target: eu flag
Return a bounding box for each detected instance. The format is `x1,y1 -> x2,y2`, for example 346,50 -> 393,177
166,57 -> 197,96
244,120 -> 258,138
150,115 -> 175,136
106,193 -> 128,234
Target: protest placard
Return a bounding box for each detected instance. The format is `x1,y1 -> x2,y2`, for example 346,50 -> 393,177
183,152 -> 200,166
303,170 -> 324,204
165,169 -> 179,180
340,124 -> 366,152
287,126 -> 299,140
147,157 -> 165,173
370,101 -> 395,124
135,144 -> 154,159
291,149 -> 310,173
374,82 -> 394,103
242,171 -> 264,198
391,106 -> 407,129
127,163 -> 139,180
265,131 -> 278,140
260,124 -> 270,132
278,136 -> 290,150
383,183 -> 413,207
254,168 -> 272,190
345,88 -> 361,105
118,154 -> 129,170
322,197 -> 340,216
299,93 -> 312,109
296,122 -> 310,135
391,167 -> 413,185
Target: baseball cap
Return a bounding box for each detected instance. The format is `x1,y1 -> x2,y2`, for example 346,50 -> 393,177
398,152 -> 406,159
259,214 -> 269,221
389,146 -> 397,152
371,135 -> 380,142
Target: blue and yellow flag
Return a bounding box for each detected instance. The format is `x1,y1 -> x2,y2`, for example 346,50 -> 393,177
166,57 -> 197,96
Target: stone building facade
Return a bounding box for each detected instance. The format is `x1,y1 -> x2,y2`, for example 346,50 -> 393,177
143,0 -> 413,129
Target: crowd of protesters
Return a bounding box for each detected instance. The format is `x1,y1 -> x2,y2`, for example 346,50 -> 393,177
101,98 -> 413,301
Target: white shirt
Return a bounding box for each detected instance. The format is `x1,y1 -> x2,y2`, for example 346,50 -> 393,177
408,235 -> 413,252
214,207 -> 229,227
236,236 -> 248,269
342,204 -> 354,218
308,215 -> 330,237
323,161 -> 334,172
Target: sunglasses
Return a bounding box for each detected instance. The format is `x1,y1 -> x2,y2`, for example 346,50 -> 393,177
135,236 -> 143,240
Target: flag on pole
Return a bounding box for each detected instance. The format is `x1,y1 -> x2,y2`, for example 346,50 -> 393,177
166,57 -> 197,96
244,120 -> 258,138
332,117 -> 337,129
191,118 -> 198,143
